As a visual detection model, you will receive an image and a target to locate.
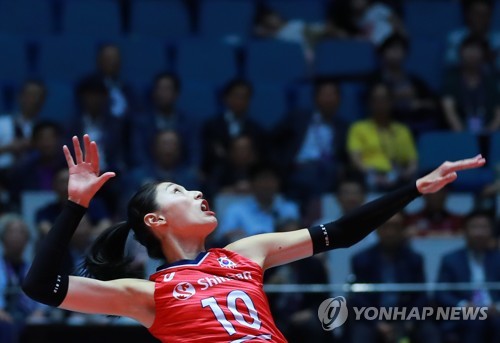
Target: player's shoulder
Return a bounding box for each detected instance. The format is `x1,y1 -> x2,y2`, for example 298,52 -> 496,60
209,247 -> 263,271
209,247 -> 249,264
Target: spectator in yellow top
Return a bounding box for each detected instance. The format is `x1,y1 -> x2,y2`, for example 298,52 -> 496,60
347,82 -> 418,191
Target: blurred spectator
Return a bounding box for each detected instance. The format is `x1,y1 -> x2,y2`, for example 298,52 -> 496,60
406,187 -> 465,237
336,176 -> 367,214
273,79 -> 348,202
436,210 -> 500,343
305,174 -> 368,229
8,121 -> 66,203
371,34 -> 442,136
201,79 -> 268,176
442,36 -> 500,134
131,73 -> 198,168
347,83 -> 418,191
206,135 -> 260,197
215,165 -> 299,245
446,0 -> 500,68
35,168 -> 111,240
87,44 -> 135,119
0,215 -> 47,336
265,219 -> 331,343
125,130 -> 200,203
327,0 -> 405,45
253,5 -> 327,61
350,213 -> 439,343
70,76 -> 129,172
0,80 -> 46,173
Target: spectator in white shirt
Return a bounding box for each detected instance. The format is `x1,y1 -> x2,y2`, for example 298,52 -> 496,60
0,80 -> 46,172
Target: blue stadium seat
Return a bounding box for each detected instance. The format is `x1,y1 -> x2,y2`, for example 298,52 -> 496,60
175,40 -> 238,85
116,37 -> 170,87
130,0 -> 191,38
293,82 -> 366,123
249,82 -> 288,130
177,82 -> 218,121
336,82 -> 366,123
489,132 -> 500,166
406,37 -> 445,91
39,80 -> 76,126
265,0 -> 325,21
0,35 -> 29,83
404,1 -> 462,38
315,40 -> 376,76
418,132 -> 479,171
245,40 -> 307,83
199,0 -> 254,38
418,131 -> 492,191
36,36 -> 96,82
0,0 -> 53,35
62,0 -> 121,36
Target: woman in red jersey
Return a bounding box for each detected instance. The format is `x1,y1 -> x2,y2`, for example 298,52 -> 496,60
23,135 -> 485,342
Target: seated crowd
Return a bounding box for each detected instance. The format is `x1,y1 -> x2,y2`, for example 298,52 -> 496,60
1,1 -> 500,342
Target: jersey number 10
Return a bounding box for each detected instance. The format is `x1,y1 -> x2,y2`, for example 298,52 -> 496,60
201,290 -> 266,337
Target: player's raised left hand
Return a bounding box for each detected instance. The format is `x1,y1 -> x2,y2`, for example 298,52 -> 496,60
63,134 -> 116,208
416,154 -> 486,194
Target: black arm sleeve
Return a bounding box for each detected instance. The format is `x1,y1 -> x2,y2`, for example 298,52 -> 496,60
308,183 -> 421,254
22,200 -> 87,306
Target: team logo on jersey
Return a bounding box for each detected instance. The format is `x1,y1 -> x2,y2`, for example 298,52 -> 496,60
217,256 -> 237,269
172,282 -> 196,300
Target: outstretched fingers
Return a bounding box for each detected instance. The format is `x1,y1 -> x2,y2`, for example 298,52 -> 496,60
72,136 -> 84,164
440,171 -> 458,184
83,135 -> 91,163
441,155 -> 486,174
90,140 -> 100,173
62,145 -> 75,168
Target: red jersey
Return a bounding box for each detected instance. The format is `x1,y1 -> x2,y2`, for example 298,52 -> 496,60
148,248 -> 288,343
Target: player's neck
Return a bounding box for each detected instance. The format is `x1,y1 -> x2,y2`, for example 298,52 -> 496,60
160,233 -> 206,264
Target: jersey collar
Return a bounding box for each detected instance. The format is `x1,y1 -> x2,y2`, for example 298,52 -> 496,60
155,251 -> 209,272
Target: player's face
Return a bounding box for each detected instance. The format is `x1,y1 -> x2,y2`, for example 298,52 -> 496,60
154,182 -> 217,238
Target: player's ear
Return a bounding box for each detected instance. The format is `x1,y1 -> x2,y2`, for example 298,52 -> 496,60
144,213 -> 167,228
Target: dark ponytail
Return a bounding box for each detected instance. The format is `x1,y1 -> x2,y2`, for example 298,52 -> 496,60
80,222 -> 141,281
81,182 -> 164,281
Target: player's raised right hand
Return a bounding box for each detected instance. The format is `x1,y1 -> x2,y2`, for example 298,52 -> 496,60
63,134 -> 115,208
416,154 -> 486,194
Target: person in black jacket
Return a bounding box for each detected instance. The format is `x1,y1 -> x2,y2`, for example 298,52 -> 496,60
436,210 -> 500,343
349,212 -> 440,343
201,79 -> 268,176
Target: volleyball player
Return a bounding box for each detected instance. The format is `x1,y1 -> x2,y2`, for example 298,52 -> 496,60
22,135 -> 485,342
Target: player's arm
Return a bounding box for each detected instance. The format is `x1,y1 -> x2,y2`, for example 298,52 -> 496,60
61,277 -> 154,325
22,136 -> 156,324
227,156 -> 486,269
22,199 -> 155,325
